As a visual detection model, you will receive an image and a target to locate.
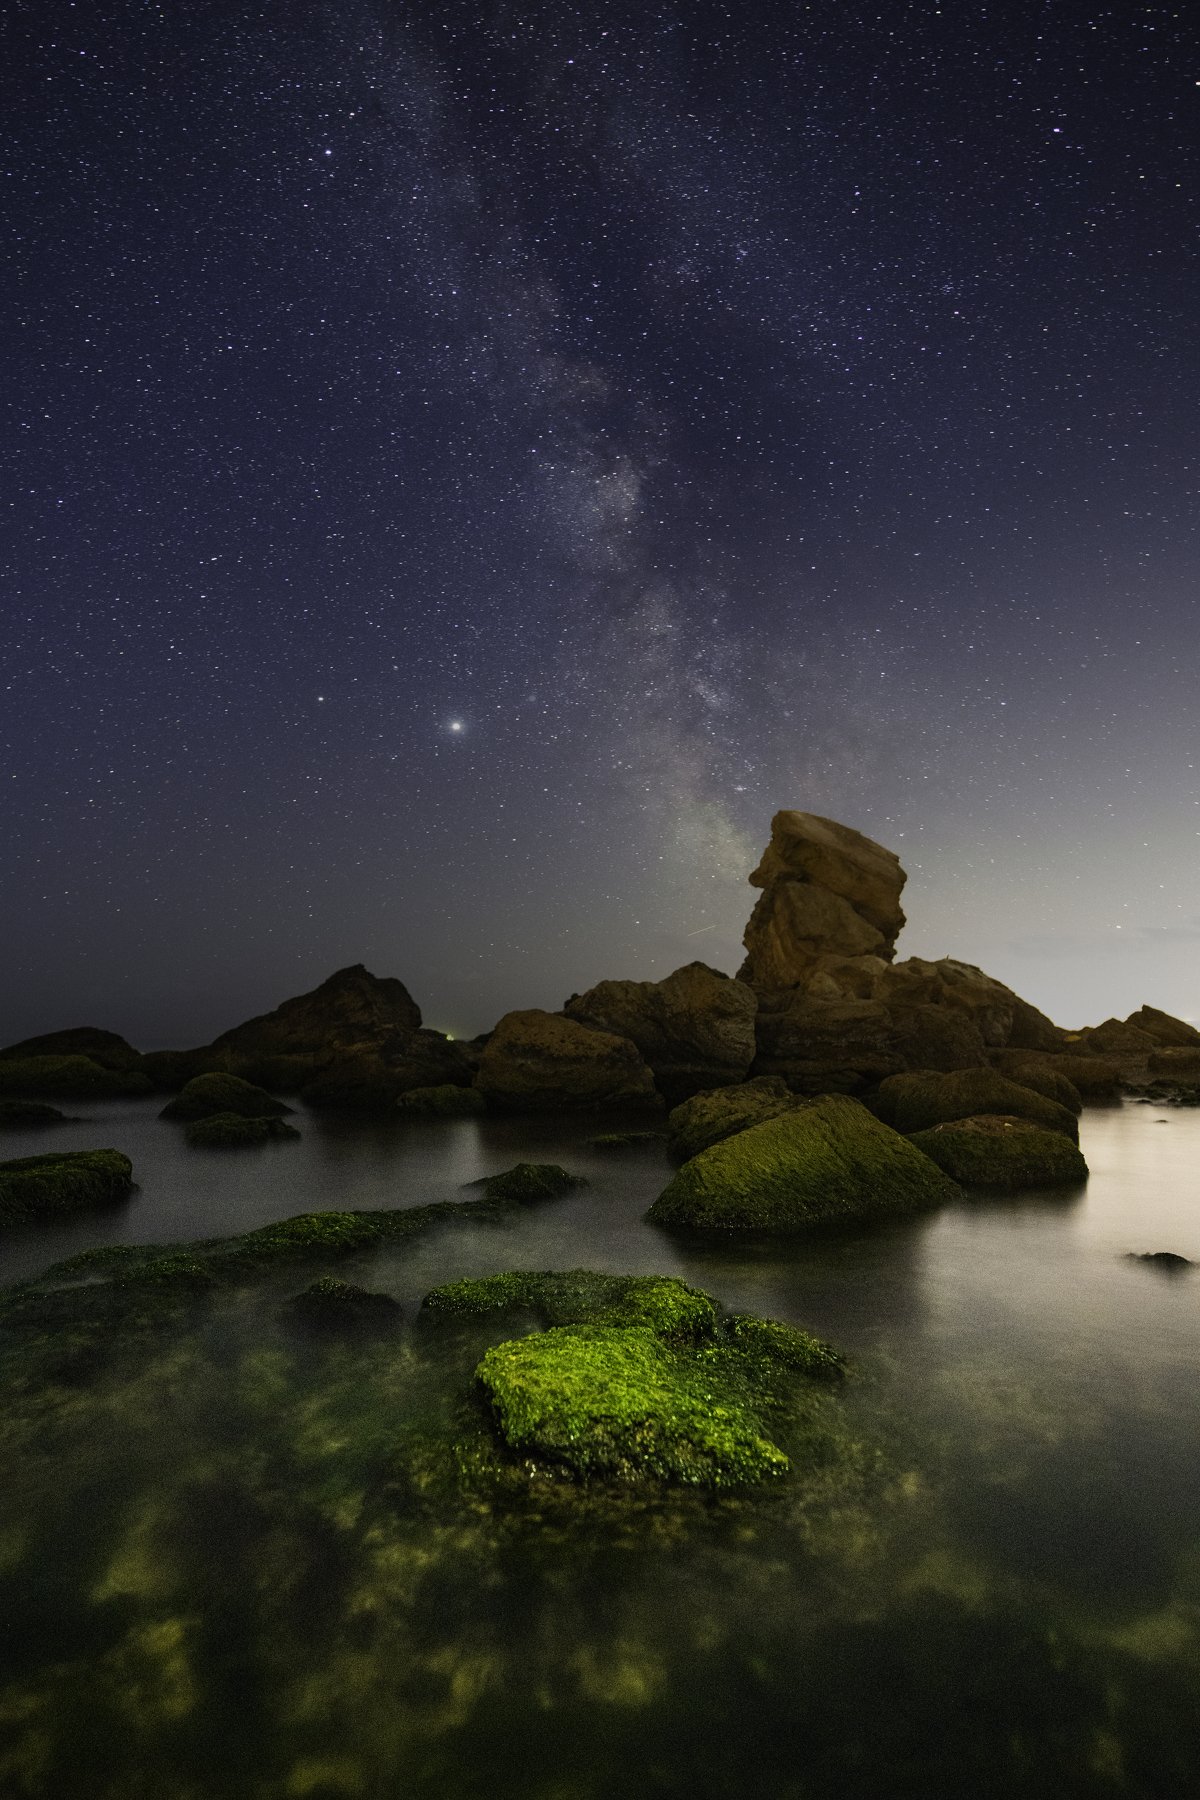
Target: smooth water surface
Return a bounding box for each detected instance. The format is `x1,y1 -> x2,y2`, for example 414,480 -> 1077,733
1,1098 -> 1198,1797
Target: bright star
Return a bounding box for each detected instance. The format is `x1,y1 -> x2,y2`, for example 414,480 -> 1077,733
448,719 -> 463,733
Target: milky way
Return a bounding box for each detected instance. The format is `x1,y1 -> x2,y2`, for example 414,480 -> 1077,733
4,1 -> 1198,1042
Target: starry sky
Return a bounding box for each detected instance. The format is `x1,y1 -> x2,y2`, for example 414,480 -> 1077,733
4,0 -> 1198,1047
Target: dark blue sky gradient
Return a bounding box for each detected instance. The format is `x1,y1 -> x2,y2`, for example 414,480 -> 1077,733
3,0 -> 1198,1044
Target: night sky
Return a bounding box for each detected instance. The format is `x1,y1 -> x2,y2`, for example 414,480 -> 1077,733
4,0 -> 1198,1047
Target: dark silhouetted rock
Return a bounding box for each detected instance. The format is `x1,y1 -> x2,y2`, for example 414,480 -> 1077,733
184,1113 -> 301,1147
752,995 -> 903,1094
1147,1047 -> 1200,1084
667,1076 -> 799,1162
0,1027 -> 145,1073
992,1048 -> 1120,1100
907,1115 -> 1088,1189
1125,1251 -> 1194,1274
1072,1019 -> 1158,1059
874,1068 -> 1079,1141
161,1073 -> 292,1122
395,1083 -> 486,1117
648,1094 -> 958,1232
0,1148 -> 134,1217
468,1163 -> 583,1204
474,1010 -> 659,1112
563,962 -> 757,1103
1124,1007 -> 1200,1047
0,1100 -> 67,1128
986,1061 -> 1082,1114
0,1056 -> 152,1099
300,1029 -> 473,1109
284,1276 -> 401,1330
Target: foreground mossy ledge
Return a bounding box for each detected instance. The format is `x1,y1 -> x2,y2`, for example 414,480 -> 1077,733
0,1148 -> 134,1218
649,1093 -> 960,1232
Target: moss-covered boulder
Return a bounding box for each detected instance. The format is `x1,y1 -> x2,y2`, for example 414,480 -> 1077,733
649,1094 -> 958,1233
993,1048 -> 1120,1100
422,1269 -> 718,1336
468,1163 -> 582,1205
395,1083 -> 486,1117
873,1068 -> 1079,1141
473,1009 -> 661,1112
0,1100 -> 67,1128
160,1072 -> 292,1122
477,1326 -> 790,1486
586,1130 -> 666,1149
0,1149 -> 134,1218
907,1115 -> 1089,1189
284,1276 -> 401,1330
0,1056 -> 151,1099
722,1313 -> 846,1378
183,1112 -> 301,1147
667,1075 -> 798,1162
994,1062 -> 1083,1115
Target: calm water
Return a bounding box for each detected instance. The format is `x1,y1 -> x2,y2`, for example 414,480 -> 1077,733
1,1097 -> 1198,1797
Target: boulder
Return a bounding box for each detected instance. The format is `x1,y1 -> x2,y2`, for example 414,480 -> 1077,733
740,811 -> 905,991
473,1010 -> 660,1112
873,1069 -> 1079,1141
300,1029 -> 473,1109
161,1073 -> 291,1122
284,1277 -> 401,1330
563,962 -> 757,1103
0,1149 -> 134,1218
1069,1019 -> 1158,1059
0,1027 -> 145,1073
878,959 -> 1061,1052
0,1056 -> 152,1099
0,1100 -> 67,1128
667,1076 -> 799,1162
986,1061 -> 1082,1115
907,1115 -> 1088,1189
184,1113 -> 301,1147
991,1048 -> 1120,1100
395,1084 -> 486,1117
1147,1047 -> 1200,1083
1124,1007 -> 1200,1048
648,1094 -> 958,1232
751,994 -> 903,1094
467,1163 -> 582,1205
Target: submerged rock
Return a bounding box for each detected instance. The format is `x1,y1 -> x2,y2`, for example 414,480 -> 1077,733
0,1056 -> 151,1099
873,1069 -> 1079,1141
907,1115 -> 1089,1189
0,1100 -> 67,1127
648,1094 -> 958,1232
563,962 -> 757,1103
1125,1251 -> 1194,1272
0,1148 -> 134,1218
474,1010 -> 660,1112
284,1276 -> 401,1329
161,1072 -> 292,1122
666,1075 -> 799,1162
468,1163 -> 582,1205
394,1083 -> 486,1117
422,1269 -> 718,1335
183,1113 -> 301,1147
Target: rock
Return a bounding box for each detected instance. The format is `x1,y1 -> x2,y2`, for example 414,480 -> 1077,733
284,1276 -> 401,1330
0,1027 -> 145,1073
300,1029 -> 473,1109
0,1056 -> 152,1099
467,1163 -> 582,1204
907,1115 -> 1089,1189
751,994 -> 903,1093
160,1073 -> 292,1122
1126,1251 -> 1194,1272
1124,1007 -> 1200,1047
666,1076 -> 799,1162
873,1069 -> 1079,1141
884,1002 -> 990,1073
986,1061 -> 1082,1114
473,1010 -> 660,1112
648,1094 -> 958,1232
1069,1019 -> 1158,1059
183,1113 -> 301,1147
395,1083 -> 486,1117
476,1325 -> 791,1486
422,1269 -> 718,1334
0,1100 -> 68,1128
0,1149 -> 134,1218
992,1048 -> 1121,1100
563,962 -> 757,1103
878,959 -> 1062,1052
1147,1048 -> 1200,1083
586,1130 -> 666,1149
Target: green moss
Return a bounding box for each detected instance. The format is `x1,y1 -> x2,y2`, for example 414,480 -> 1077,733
422,1269 -> 718,1338
0,1148 -> 134,1218
585,1130 -> 666,1149
0,1056 -> 151,1098
0,1099 -> 67,1127
667,1077 -> 797,1162
476,1325 -> 791,1486
875,1069 -> 1079,1141
722,1313 -> 845,1378
649,1094 -> 959,1233
395,1084 -> 486,1117
1000,1064 -> 1083,1115
160,1072 -> 292,1122
183,1112 -> 301,1147
907,1115 -> 1089,1190
469,1162 -> 582,1204
284,1276 -> 401,1329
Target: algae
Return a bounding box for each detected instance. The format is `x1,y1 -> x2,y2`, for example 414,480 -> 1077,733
160,1073 -> 292,1123
908,1115 -> 1089,1189
0,1149 -> 134,1219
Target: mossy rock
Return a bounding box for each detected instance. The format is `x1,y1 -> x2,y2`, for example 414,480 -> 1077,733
0,1099 -> 67,1127
422,1269 -> 718,1338
907,1115 -> 1089,1189
999,1064 -> 1083,1115
183,1112 -> 301,1147
468,1163 -> 582,1204
648,1094 -> 959,1233
585,1130 -> 666,1149
395,1084 -> 486,1117
667,1076 -> 798,1162
874,1068 -> 1079,1141
0,1056 -> 151,1099
476,1325 -> 791,1486
0,1149 -> 134,1218
284,1276 -> 401,1330
160,1072 -> 292,1122
723,1313 -> 845,1378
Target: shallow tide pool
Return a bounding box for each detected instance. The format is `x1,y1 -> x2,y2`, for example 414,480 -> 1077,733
1,1097 -> 1197,1798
